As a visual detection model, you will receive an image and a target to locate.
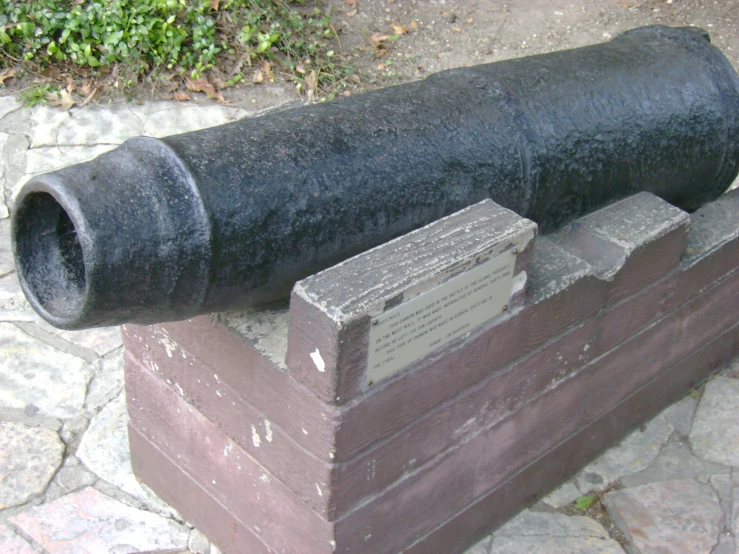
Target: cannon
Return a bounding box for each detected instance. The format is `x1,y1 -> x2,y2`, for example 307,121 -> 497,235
11,25 -> 739,330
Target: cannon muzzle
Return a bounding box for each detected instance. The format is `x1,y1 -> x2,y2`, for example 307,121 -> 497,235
12,25 -> 739,330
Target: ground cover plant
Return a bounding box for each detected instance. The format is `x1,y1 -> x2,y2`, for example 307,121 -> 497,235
0,0 -> 354,105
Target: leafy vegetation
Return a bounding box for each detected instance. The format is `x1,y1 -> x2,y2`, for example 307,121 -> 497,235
574,494 -> 596,510
18,82 -> 57,106
0,0 -> 353,104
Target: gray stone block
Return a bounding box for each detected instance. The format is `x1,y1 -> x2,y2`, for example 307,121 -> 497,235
0,523 -> 35,553
77,393 -> 180,518
621,441 -> 730,488
0,220 -> 13,276
657,394 -> 698,437
84,348 -> 125,415
0,322 -> 92,419
0,273 -> 27,312
604,479 -> 723,554
0,97 -> 20,122
490,511 -> 625,554
540,481 -> 583,509
576,413 -> 673,492
463,535 -> 492,554
9,487 -> 188,553
690,377 -> 739,466
187,528 -> 212,554
44,456 -> 97,502
0,421 -> 63,509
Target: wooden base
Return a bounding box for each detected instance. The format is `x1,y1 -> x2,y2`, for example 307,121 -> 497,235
124,191 -> 739,553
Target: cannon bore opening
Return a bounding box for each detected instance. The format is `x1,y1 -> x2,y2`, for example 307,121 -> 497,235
14,192 -> 87,320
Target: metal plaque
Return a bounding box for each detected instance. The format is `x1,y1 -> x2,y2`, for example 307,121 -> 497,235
367,249 -> 516,385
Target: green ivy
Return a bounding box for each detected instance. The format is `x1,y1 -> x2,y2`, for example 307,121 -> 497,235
574,495 -> 596,510
0,0 -> 349,93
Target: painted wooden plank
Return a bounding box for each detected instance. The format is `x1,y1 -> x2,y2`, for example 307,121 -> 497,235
126,361 -> 335,554
331,270 -> 739,553
125,352 -> 334,517
403,324 -> 739,554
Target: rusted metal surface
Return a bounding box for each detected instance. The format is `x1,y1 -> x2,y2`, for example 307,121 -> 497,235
12,25 -> 739,329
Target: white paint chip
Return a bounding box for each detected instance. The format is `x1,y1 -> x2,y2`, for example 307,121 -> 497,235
310,348 -> 326,372
160,336 -> 176,358
316,483 -> 323,496
264,420 -> 273,442
251,425 -> 261,448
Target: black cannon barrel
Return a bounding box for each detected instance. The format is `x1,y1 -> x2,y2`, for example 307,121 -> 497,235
12,25 -> 739,330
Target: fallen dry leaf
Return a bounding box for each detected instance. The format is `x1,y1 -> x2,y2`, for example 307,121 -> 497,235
451,25 -> 462,32
369,33 -> 390,46
228,52 -> 250,77
79,85 -> 102,108
375,48 -> 389,58
410,20 -> 419,29
617,1 -> 630,6
208,67 -> 230,89
344,0 -> 356,6
305,70 -> 318,88
186,77 -> 218,99
187,76 -> 226,104
252,70 -> 264,84
296,63 -> 307,74
47,89 -> 77,111
377,63 -> 385,71
261,61 -> 275,82
209,75 -> 228,90
467,17 -> 473,23
417,66 -> 425,73
209,0 -> 219,9
391,23 -> 408,35
0,68 -> 18,85
305,70 -> 318,100
347,8 -> 357,16
40,66 -> 62,80
173,92 -> 191,101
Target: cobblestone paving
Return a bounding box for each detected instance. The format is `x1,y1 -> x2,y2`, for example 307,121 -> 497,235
0,99 -> 737,554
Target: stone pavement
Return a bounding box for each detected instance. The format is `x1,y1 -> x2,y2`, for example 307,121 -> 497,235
0,95 -> 737,554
